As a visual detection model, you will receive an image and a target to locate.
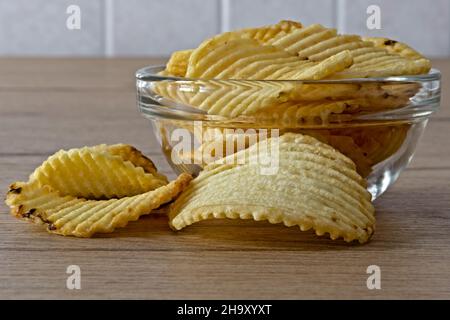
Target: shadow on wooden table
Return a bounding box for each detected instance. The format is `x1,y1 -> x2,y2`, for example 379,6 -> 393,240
94,213 -> 367,251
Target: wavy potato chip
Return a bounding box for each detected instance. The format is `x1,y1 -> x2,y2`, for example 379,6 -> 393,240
163,20 -> 303,77
363,37 -> 428,61
156,20 -> 425,117
6,174 -> 192,237
188,127 -> 375,178
29,144 -> 168,200
265,22 -> 430,78
186,35 -> 352,80
91,144 -> 162,177
236,20 -> 303,43
154,79 -> 298,117
166,49 -> 194,77
157,33 -> 352,117
332,45 -> 431,78
252,100 -> 356,125
169,133 -> 375,243
316,134 -> 373,178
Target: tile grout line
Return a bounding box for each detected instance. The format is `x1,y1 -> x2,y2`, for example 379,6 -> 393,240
104,0 -> 114,57
220,0 -> 230,32
336,0 -> 346,33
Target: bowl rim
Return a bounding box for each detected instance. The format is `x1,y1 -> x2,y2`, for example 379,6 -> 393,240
136,65 -> 441,83
137,65 -> 441,124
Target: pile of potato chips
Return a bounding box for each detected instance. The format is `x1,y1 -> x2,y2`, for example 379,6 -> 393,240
155,20 -> 430,178
6,20 -> 432,244
6,136 -> 375,243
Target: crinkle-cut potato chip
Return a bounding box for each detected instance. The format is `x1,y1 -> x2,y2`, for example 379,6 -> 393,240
192,127 -> 373,178
166,49 -> 194,77
313,133 -> 373,178
162,21 -> 303,78
186,35 -> 353,80
91,143 -> 161,176
264,22 -> 430,78
289,82 -> 416,105
252,100 -> 357,125
186,127 -> 374,177
236,20 -> 303,43
363,37 -> 428,61
29,144 -> 168,200
330,46 -> 431,79
186,131 -> 263,167
6,174 -> 192,237
153,79 -> 297,117
157,34 -> 352,116
157,69 -> 175,77
169,133 -> 375,243
250,96 -> 410,126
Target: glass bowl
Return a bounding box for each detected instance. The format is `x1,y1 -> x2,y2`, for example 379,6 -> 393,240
136,66 -> 441,200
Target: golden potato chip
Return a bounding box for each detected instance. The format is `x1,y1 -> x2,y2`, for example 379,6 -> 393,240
6,173 -> 192,237
317,134 -> 373,178
190,131 -> 264,166
156,34 -> 352,117
363,37 -> 428,61
237,20 -> 303,43
286,76 -> 419,106
162,21 -> 303,78
265,22 -> 430,78
187,126 -> 375,178
157,69 -> 175,77
156,21 -> 425,117
29,145 -> 168,200
166,49 -> 193,77
153,79 -> 295,117
268,24 -> 364,59
169,133 -> 375,243
332,46 -> 431,78
92,143 -> 160,176
252,100 -> 357,125
186,36 -> 352,80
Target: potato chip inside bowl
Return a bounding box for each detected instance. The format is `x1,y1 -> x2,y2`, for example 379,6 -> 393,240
136,20 -> 441,200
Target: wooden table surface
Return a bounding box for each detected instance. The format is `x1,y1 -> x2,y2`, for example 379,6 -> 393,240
0,58 -> 449,300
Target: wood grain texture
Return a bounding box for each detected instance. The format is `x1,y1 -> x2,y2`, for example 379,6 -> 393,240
0,58 -> 449,299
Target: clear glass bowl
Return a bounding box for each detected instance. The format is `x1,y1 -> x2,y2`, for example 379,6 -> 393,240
136,66 -> 441,200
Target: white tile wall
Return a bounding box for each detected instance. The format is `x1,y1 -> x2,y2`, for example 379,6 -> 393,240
113,0 -> 220,56
0,0 -> 104,56
0,0 -> 449,57
225,0 -> 337,30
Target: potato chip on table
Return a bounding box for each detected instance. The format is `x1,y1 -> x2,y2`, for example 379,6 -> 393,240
29,144 -> 168,200
5,144 -> 192,237
169,133 -> 375,243
6,174 -> 191,237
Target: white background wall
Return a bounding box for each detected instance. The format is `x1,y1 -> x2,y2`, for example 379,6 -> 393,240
0,0 -> 449,57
